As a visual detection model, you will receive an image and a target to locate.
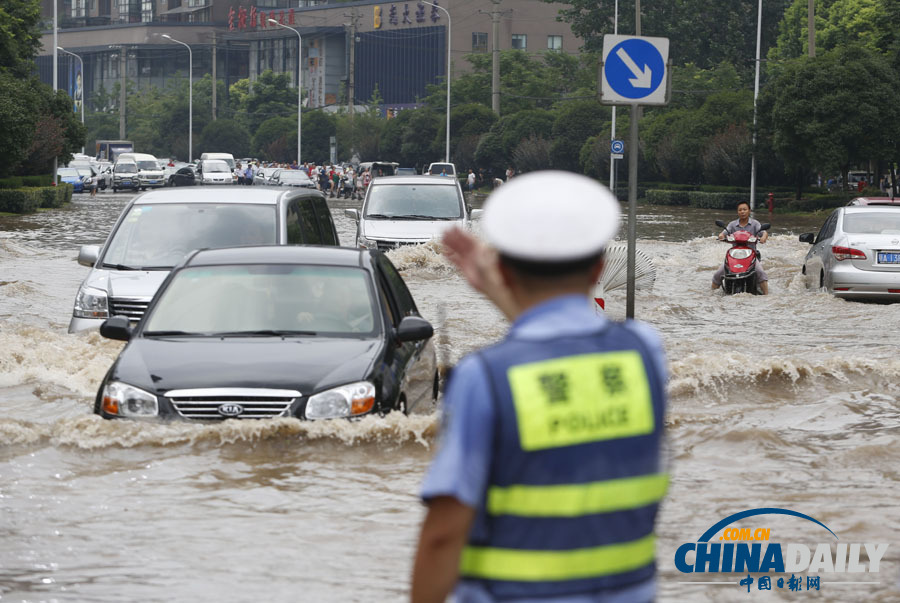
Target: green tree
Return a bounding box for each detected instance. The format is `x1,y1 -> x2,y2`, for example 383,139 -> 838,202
199,119 -> 250,158
0,74 -> 40,176
549,99 -> 608,171
0,0 -> 42,76
230,70 -> 298,133
302,111 -> 336,163
544,0 -> 784,75
760,45 -> 900,197
252,116 -> 295,160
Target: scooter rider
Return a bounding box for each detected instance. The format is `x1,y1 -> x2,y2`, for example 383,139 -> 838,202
712,200 -> 769,295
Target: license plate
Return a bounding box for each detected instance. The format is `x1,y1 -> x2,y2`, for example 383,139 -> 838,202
877,252 -> 900,264
147,180 -> 157,184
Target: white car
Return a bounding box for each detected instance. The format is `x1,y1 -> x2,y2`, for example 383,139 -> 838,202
800,206 -> 900,301
198,160 -> 236,185
345,175 -> 481,251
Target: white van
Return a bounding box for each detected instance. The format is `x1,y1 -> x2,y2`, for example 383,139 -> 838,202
115,153 -> 165,190
200,153 -> 236,170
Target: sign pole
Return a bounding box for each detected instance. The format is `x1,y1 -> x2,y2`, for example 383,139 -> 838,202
626,104 -> 638,319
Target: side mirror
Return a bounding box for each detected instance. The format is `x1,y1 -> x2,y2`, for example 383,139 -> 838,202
99,315 -> 133,341
715,220 -> 726,228
77,244 -> 100,267
344,208 -> 360,221
470,208 -> 484,219
395,316 -> 433,342
799,233 -> 815,244
759,223 -> 771,231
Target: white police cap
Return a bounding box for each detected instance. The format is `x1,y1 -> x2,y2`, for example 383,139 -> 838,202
482,170 -> 620,262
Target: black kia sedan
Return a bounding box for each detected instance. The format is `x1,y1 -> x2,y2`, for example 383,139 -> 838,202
94,246 -> 437,421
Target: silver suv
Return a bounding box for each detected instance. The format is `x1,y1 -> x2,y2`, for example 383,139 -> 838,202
69,187 -> 339,332
345,175 -> 481,251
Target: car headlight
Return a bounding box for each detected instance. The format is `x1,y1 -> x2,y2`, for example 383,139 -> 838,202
357,235 -> 380,249
73,286 -> 109,319
305,381 -> 376,420
101,381 -> 159,417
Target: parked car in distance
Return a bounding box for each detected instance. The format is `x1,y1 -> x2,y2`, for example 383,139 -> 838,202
167,166 -> 197,187
198,159 -> 236,185
111,161 -> 140,192
271,169 -> 316,188
345,175 -> 482,251
427,162 -> 456,176
799,205 -> 900,301
847,197 -> 900,207
200,152 -> 236,170
395,167 -> 417,176
94,245 -> 437,421
358,161 -> 399,177
69,187 -> 339,333
116,153 -> 165,190
57,167 -> 85,193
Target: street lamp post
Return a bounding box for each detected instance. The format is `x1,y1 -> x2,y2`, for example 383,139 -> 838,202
58,46 -> 84,154
161,34 -> 192,162
269,19 -> 302,166
420,1 -> 451,162
749,0 -> 762,211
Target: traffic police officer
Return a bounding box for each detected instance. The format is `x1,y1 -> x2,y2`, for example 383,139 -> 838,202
411,171 -> 668,603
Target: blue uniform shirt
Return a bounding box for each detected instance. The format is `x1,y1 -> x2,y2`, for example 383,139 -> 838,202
421,294 -> 668,603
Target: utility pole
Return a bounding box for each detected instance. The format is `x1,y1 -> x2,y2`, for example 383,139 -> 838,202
808,0 -> 815,57
211,32 -> 217,120
479,1 -> 508,115
344,9 -> 360,118
53,0 -> 58,182
119,49 -> 127,139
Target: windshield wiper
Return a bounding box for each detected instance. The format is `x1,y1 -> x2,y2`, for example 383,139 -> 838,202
214,330 -> 318,338
101,263 -> 143,271
391,214 -> 456,220
142,330 -> 201,337
364,213 -> 393,220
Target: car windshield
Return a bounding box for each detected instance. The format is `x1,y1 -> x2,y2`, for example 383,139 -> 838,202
365,184 -> 462,219
144,264 -> 377,336
75,168 -> 93,177
116,163 -> 137,173
137,160 -> 159,170
58,168 -> 79,177
203,161 -> 230,173
843,212 -> 900,235
102,203 -> 277,268
430,164 -> 453,174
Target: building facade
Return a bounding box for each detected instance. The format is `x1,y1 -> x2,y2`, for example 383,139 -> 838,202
38,0 -> 581,115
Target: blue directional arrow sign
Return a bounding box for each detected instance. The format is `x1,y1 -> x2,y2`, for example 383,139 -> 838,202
601,35 -> 670,105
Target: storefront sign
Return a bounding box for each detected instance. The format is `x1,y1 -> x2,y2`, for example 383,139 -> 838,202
228,6 -> 296,31
373,1 -> 441,29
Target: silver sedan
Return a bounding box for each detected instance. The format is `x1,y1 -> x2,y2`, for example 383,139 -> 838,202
800,206 -> 900,300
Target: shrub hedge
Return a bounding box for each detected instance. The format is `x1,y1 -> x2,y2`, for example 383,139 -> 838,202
0,175 -> 54,189
0,184 -> 72,213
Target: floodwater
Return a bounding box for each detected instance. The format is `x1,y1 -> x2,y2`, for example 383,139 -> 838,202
1,190 -> 899,602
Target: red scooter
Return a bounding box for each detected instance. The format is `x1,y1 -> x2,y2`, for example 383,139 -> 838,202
715,219 -> 770,295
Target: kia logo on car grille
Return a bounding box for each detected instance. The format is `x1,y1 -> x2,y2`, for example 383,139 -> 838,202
218,403 -> 244,417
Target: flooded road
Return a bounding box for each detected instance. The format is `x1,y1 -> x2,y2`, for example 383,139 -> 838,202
1,190 -> 899,602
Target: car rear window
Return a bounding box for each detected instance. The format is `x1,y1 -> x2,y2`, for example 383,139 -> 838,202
102,203 -> 277,269
842,212 -> 900,234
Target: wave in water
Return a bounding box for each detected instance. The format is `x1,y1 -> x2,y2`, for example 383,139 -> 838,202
0,412 -> 440,450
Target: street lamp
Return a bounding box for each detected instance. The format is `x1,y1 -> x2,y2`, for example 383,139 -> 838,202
268,19 -> 302,166
161,34 -> 192,162
420,0 -> 451,163
749,0 -> 762,211
58,46 -> 85,154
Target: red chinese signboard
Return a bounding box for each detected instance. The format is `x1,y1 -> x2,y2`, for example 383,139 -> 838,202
228,6 -> 295,31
